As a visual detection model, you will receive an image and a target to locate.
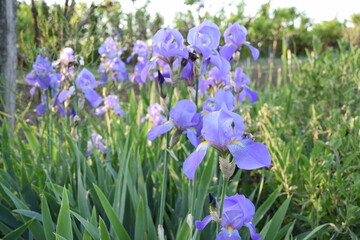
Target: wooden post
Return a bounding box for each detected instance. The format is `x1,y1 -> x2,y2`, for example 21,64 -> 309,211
0,0 -> 17,126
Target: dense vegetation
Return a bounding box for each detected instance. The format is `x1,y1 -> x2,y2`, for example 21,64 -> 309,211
0,1 -> 359,240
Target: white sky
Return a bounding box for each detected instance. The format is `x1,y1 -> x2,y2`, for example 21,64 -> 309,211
24,0 -> 359,26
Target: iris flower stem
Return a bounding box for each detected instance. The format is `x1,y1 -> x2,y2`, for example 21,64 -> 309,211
218,177 -> 228,232
158,85 -> 175,228
189,174 -> 196,239
45,91 -> 52,168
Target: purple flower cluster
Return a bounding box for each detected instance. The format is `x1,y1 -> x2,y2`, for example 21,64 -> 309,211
87,133 -> 107,157
98,37 -> 128,83
127,41 -> 151,85
58,68 -> 102,108
96,93 -> 124,116
141,103 -> 166,126
26,55 -> 65,116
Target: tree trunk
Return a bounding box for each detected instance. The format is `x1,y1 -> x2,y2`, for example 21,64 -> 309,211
0,0 -> 17,126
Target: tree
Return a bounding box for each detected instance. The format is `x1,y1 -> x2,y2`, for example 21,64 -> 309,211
0,0 -> 17,126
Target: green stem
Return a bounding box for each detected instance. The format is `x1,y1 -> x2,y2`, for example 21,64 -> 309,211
45,91 -> 52,167
158,86 -> 175,227
219,177 -> 227,216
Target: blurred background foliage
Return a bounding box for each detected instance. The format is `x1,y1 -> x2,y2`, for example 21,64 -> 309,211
16,0 -> 360,70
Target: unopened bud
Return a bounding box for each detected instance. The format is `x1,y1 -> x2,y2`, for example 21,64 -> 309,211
209,193 -> 220,223
169,129 -> 181,149
181,57 -> 188,67
219,156 -> 235,181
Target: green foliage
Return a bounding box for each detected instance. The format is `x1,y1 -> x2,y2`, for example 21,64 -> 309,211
1,27 -> 360,240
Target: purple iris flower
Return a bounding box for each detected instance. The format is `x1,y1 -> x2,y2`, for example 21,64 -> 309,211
53,47 -> 75,66
187,19 -> 221,58
35,94 -> 66,117
153,27 -> 188,60
87,133 -> 107,157
126,40 -> 151,63
196,194 -> 262,240
99,37 -> 118,58
182,107 -> 271,179
220,22 -> 259,61
141,103 -> 167,126
26,55 -> 61,93
140,28 -> 188,83
98,37 -> 128,83
147,99 -> 201,147
95,93 -> 124,116
58,68 -> 102,108
52,47 -> 75,79
234,68 -> 258,103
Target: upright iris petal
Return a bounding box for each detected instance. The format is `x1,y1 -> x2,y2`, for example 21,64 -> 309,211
153,27 -> 188,59
187,19 -> 221,58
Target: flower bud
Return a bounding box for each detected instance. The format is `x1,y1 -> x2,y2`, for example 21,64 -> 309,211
219,156 -> 235,180
209,193 -> 220,223
169,129 -> 181,149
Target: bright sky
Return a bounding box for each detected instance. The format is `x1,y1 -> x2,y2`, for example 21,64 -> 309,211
126,0 -> 359,26
24,0 -> 359,26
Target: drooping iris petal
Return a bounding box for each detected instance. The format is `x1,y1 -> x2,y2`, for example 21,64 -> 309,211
141,57 -> 158,83
195,215 -> 212,231
147,122 -> 175,141
227,140 -> 271,170
244,223 -> 262,240
96,107 -> 107,116
220,44 -> 237,61
209,52 -> 231,76
26,72 -> 37,85
56,104 -> 66,117
82,87 -> 102,108
182,142 -> 210,179
169,99 -> 199,129
185,128 -> 201,147
239,87 -> 258,103
58,87 -> 75,103
244,43 -> 260,61
76,68 -> 97,89
36,103 -> 47,116
215,228 -> 241,240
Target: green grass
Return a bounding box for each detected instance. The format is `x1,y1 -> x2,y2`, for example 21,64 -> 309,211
0,41 -> 359,240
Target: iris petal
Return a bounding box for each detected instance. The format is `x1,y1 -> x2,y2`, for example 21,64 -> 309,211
182,142 -> 210,179
216,228 -> 241,240
195,215 -> 212,231
244,43 -> 260,60
82,87 -> 103,108
147,122 -> 174,141
227,140 -> 271,170
244,223 -> 262,240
